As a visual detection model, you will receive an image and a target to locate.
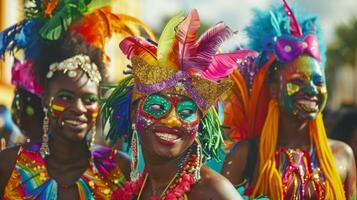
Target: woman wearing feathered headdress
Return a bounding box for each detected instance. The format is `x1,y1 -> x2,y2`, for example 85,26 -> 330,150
102,9 -> 244,200
222,1 -> 356,199
0,0 -> 155,199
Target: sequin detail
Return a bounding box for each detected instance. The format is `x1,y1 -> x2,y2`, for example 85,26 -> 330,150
3,144 -> 125,200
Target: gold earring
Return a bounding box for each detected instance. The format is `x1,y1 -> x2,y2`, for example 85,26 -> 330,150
88,123 -> 96,149
40,107 -> 50,158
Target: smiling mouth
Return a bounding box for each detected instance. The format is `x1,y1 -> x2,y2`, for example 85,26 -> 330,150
63,119 -> 88,130
296,99 -> 319,113
154,130 -> 181,145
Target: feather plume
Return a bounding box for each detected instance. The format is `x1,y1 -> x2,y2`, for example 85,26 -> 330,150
176,9 -> 200,69
72,7 -> 157,55
201,50 -> 258,82
119,37 -> 158,66
282,0 -> 302,37
184,22 -> 234,72
157,11 -> 185,70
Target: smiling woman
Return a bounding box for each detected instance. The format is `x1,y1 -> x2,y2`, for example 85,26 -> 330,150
0,0 -> 155,199
103,9 -> 244,200
221,1 -> 356,199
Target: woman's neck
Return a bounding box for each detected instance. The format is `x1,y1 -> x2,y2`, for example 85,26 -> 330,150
277,110 -> 312,149
46,130 -> 90,165
142,150 -> 182,195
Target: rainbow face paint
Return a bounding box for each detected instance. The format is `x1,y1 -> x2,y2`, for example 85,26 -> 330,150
136,93 -> 200,136
278,55 -> 327,120
50,90 -> 99,121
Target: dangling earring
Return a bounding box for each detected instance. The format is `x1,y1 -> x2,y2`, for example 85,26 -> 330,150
88,123 -> 96,149
194,139 -> 203,180
40,107 -> 50,158
130,123 -> 140,181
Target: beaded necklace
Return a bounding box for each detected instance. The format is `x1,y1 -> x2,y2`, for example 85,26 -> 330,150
275,146 -> 326,199
112,141 -> 201,200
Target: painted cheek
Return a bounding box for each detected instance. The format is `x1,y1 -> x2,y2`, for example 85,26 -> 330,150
183,123 -> 199,137
286,82 -> 300,96
87,104 -> 99,122
50,98 -> 70,118
135,109 -> 155,132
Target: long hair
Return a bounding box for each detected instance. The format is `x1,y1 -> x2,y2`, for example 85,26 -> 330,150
252,100 -> 346,199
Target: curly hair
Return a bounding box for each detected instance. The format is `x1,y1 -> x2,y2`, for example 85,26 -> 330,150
33,31 -> 107,90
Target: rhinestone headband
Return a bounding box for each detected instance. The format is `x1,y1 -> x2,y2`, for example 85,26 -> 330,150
46,54 -> 102,85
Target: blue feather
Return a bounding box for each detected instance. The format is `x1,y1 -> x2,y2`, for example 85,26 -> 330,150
245,4 -> 326,66
0,19 -> 43,59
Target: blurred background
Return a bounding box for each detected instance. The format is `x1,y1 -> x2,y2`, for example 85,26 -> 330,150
1,0 -> 357,125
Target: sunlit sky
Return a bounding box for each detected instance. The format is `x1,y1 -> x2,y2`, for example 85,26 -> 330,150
140,0 -> 357,50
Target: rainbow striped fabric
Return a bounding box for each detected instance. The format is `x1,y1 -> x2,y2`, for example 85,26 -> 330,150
3,143 -> 125,200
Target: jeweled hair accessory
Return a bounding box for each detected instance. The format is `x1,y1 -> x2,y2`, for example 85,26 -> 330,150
120,9 -> 237,113
245,0 -> 325,65
46,54 -> 102,85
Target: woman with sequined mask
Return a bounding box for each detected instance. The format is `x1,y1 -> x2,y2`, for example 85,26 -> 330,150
104,9 -> 242,200
222,1 -> 356,199
0,0 -> 155,199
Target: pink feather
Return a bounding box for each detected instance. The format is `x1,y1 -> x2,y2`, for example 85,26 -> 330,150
183,22 -> 235,72
119,36 -> 158,64
283,0 -> 303,37
201,50 -> 258,82
176,9 -> 200,69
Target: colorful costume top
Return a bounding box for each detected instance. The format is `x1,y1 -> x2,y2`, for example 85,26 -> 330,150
102,9 -> 247,200
223,0 -> 346,199
3,143 -> 125,200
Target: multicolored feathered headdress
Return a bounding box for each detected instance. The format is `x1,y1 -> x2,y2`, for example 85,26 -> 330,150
101,9 -> 244,160
245,0 -> 325,65
224,1 -> 346,199
120,9 -> 236,113
0,0 -> 155,96
224,0 -> 327,141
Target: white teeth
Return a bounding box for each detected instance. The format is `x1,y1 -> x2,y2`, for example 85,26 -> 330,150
64,119 -> 84,126
297,100 -> 318,112
155,132 -> 179,141
297,100 -> 316,107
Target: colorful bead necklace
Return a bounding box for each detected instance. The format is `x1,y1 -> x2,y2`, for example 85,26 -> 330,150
113,141 -> 201,200
276,146 -> 326,199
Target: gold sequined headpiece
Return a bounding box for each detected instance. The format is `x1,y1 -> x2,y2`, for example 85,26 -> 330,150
119,9 -> 236,113
46,54 -> 102,85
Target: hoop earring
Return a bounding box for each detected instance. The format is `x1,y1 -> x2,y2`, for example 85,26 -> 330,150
130,123 -> 140,181
40,107 -> 50,158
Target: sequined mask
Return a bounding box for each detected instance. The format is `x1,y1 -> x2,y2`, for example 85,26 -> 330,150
135,93 -> 200,136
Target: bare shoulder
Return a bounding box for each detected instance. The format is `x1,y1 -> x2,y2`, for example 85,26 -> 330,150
114,150 -> 131,180
328,139 -> 354,159
189,166 -> 242,200
221,139 -> 254,185
0,145 -> 21,196
328,139 -> 355,182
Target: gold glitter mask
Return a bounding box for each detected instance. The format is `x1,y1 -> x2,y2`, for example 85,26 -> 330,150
131,56 -> 233,114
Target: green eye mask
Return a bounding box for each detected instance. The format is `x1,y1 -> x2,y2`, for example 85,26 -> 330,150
177,100 -> 198,123
143,94 -> 171,118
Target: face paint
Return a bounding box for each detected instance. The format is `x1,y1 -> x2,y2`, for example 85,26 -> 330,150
50,91 -> 72,118
50,91 -> 99,120
286,82 -> 300,96
136,93 -> 200,136
278,55 -> 327,120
